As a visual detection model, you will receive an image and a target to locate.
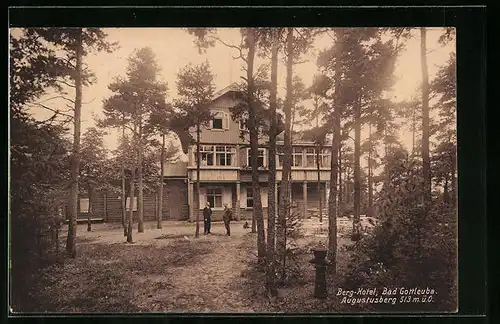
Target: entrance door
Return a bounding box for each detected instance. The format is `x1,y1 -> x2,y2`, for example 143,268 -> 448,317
168,185 -> 184,220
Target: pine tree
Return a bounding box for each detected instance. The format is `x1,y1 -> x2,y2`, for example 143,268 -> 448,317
174,61 -> 215,238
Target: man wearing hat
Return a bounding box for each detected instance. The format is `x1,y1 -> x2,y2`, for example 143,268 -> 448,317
203,201 -> 212,234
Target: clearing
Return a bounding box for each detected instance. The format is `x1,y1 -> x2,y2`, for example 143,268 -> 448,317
26,218 -> 356,313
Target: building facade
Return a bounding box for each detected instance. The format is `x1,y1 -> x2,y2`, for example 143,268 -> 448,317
167,85 -> 332,221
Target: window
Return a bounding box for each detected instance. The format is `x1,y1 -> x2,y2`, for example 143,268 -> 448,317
206,188 -> 223,208
247,148 -> 266,168
196,145 -> 235,166
277,146 -> 284,167
210,111 -> 229,130
320,149 -> 330,167
305,148 -> 316,167
292,147 -> 303,167
213,118 -> 223,129
79,198 -> 89,213
246,187 -> 253,208
216,146 -> 235,166
200,145 -> 214,166
126,197 -> 138,211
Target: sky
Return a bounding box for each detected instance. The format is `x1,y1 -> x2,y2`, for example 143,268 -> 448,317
20,27 -> 455,160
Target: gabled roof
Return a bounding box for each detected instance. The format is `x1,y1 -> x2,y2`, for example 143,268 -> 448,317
211,83 -> 242,101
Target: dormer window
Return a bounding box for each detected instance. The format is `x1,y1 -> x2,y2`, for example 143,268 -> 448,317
210,111 -> 229,130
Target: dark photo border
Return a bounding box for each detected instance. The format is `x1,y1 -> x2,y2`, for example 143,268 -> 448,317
5,4 -> 488,324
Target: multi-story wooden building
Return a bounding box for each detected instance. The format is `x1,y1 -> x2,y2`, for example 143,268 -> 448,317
167,84 -> 332,221
70,84 -> 332,223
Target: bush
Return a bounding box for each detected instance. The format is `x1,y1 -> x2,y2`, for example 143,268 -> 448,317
341,159 -> 457,311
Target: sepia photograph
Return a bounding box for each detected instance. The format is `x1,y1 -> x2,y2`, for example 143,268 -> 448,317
9,26 -> 457,314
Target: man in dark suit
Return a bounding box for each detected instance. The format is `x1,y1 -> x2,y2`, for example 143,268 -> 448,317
222,203 -> 233,236
203,201 -> 212,234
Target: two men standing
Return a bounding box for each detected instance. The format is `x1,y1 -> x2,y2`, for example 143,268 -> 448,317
202,202 -> 233,236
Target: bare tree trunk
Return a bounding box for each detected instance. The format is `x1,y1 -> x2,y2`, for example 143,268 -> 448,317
127,172 -> 135,243
121,125 -> 127,236
158,133 -> 165,229
266,28 -> 279,297
103,191 -> 108,222
277,27 -> 294,281
327,28 -> 343,268
338,144 -> 343,205
353,93 -> 361,239
138,113 -> 144,233
420,27 -> 431,211
127,122 -> 137,243
411,102 -> 416,158
246,28 -> 266,264
87,186 -> 93,232
195,125 -> 201,238
368,122 -> 373,216
316,143 -> 322,223
316,114 -> 323,223
451,145 -> 457,207
66,28 -> 82,259
443,173 -> 449,205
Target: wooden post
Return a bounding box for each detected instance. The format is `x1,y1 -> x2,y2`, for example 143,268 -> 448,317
188,179 -> 194,222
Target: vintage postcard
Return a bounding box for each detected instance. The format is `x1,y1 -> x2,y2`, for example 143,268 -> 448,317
9,25 -> 458,314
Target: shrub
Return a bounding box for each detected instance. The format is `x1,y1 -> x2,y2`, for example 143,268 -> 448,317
342,159 -> 457,311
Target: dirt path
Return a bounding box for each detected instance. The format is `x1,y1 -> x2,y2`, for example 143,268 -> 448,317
77,221 -> 269,313
39,219 -> 353,313
151,232 -> 260,313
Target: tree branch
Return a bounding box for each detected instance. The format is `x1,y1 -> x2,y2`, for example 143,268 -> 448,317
29,102 -> 75,120
212,36 -> 248,64
55,78 -> 76,88
38,95 -> 75,105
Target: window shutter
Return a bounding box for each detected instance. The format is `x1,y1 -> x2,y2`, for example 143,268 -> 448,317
209,119 -> 213,129
223,187 -> 232,208
199,188 -> 206,209
261,187 -> 268,208
223,112 -> 229,130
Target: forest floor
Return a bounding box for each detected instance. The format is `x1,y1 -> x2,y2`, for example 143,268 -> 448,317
26,218 -> 357,313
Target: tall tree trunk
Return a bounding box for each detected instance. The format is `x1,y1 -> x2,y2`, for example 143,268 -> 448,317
420,27 -> 431,211
195,125 -> 201,238
158,133 -> 165,229
277,27 -> 294,281
87,186 -> 93,232
127,122 -> 137,243
451,145 -> 457,207
411,102 -> 416,158
353,93 -> 361,239
316,113 -> 323,223
137,113 -> 144,233
368,122 -> 373,216
443,174 -> 449,205
246,28 -> 266,264
327,28 -> 343,268
127,170 -> 135,243
266,29 -> 279,296
384,128 -> 389,183
66,28 -> 82,258
103,191 -> 108,222
121,125 -> 127,236
338,143 -> 342,205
